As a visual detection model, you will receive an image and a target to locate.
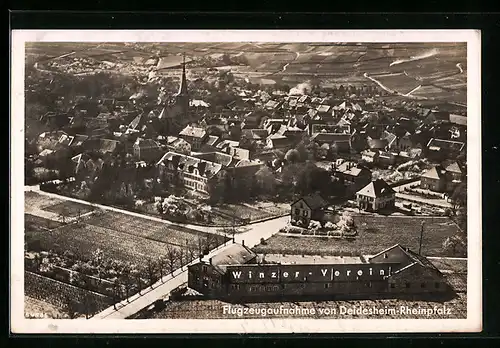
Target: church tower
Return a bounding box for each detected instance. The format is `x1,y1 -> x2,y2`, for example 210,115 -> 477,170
175,54 -> 190,120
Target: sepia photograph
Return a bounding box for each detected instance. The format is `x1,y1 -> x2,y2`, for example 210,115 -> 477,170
10,30 -> 481,333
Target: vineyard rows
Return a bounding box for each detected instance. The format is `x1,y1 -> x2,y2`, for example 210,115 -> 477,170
25,271 -> 113,316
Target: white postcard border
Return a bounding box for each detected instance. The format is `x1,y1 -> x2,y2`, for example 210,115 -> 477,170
10,29 -> 482,333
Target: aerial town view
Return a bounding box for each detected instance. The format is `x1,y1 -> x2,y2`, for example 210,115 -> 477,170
23,41 -> 468,321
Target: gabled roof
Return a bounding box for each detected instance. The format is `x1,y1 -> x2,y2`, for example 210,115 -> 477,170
157,152 -> 223,179
382,130 -> 397,147
356,179 -> 395,198
369,244 -> 441,274
292,193 -> 328,210
422,166 -> 446,180
445,161 -> 463,174
210,244 -> 257,273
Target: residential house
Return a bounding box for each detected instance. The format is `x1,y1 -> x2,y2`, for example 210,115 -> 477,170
445,161 -> 464,182
266,134 -> 292,151
84,138 -> 122,156
166,136 -> 191,155
290,193 -> 329,226
310,132 -> 351,153
356,179 -> 396,212
179,125 -> 208,151
420,166 -> 448,192
381,131 -> 398,151
71,153 -> 105,183
133,138 -> 162,162
397,131 -> 413,151
378,151 -> 396,167
367,137 -> 388,151
361,150 -> 379,164
332,160 -> 372,196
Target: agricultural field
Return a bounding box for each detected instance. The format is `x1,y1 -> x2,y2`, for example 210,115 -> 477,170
28,221 -> 188,266
25,271 -> 112,318
84,211 -> 226,248
149,292 -> 466,319
253,216 -> 463,257
25,296 -> 68,319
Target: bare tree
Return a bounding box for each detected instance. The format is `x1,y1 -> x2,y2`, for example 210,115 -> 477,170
62,294 -> 79,319
112,280 -> 121,310
120,264 -> 133,302
83,293 -> 97,319
165,244 -> 178,276
145,258 -> 158,289
186,241 -> 197,263
178,247 -> 185,270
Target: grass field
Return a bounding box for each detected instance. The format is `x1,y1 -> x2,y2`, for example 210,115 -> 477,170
254,216 -> 463,257
150,292 -> 467,319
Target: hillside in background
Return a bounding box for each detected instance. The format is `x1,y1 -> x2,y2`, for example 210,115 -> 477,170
25,42 -> 467,105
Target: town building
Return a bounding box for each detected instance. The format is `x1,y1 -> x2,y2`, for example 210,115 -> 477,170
420,166 -> 448,192
187,243 -> 451,301
156,152 -> 223,194
290,193 -> 329,226
420,162 -> 464,193
132,138 -> 162,162
356,179 -> 396,212
332,161 -> 372,196
179,125 -> 208,151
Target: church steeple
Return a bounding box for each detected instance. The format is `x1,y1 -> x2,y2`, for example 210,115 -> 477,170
175,53 -> 190,121
177,53 -> 188,97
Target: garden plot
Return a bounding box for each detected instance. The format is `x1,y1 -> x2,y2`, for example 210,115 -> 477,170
42,201 -> 95,218
254,216 -> 462,257
24,191 -> 65,220
25,213 -> 64,232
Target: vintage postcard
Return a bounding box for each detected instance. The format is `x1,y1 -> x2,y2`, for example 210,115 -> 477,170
10,30 -> 481,333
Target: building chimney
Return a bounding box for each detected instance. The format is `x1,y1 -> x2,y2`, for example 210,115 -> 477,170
242,240 -> 245,247
209,257 -> 212,265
